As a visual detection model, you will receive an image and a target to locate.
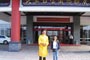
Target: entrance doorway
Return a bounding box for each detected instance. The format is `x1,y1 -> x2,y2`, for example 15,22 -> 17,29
34,23 -> 73,44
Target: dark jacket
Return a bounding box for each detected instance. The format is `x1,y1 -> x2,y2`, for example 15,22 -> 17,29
51,40 -> 60,51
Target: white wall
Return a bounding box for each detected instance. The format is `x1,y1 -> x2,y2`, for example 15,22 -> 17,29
0,12 -> 26,25
21,16 -> 26,25
80,17 -> 90,25
12,16 -> 90,26
1,13 -> 90,26
20,6 -> 90,12
0,12 -> 10,22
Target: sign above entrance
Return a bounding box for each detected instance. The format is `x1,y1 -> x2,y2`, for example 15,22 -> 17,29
0,0 -> 10,6
37,17 -> 70,23
22,0 -> 90,7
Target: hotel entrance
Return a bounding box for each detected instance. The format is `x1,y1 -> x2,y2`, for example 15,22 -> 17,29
0,0 -> 89,52
33,23 -> 73,44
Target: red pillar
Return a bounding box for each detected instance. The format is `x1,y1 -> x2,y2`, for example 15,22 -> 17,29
9,0 -> 21,51
11,0 -> 20,42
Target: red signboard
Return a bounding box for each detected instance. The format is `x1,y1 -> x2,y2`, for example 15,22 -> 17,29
37,17 -> 70,23
34,28 -> 71,31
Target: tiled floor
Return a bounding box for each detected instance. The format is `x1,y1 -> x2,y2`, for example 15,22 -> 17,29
0,45 -> 90,60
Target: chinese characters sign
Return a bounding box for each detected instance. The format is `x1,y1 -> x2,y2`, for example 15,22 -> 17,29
22,0 -> 90,7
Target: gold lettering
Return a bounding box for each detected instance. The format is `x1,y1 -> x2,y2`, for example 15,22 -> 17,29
59,0 -> 63,3
52,0 -> 55,3
35,0 -> 38,3
83,0 -> 87,4
43,0 -> 47,3
74,0 -> 79,3
25,0 -> 30,4
67,0 -> 72,3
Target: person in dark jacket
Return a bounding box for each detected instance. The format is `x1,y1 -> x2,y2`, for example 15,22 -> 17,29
51,36 -> 60,60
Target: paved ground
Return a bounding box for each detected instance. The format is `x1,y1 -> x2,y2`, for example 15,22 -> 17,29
0,45 -> 90,60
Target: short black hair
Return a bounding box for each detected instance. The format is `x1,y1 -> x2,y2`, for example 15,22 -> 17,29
53,35 -> 58,40
41,29 -> 47,34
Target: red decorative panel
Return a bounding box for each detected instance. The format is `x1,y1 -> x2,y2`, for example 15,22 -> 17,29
34,28 -> 71,31
37,17 -> 70,23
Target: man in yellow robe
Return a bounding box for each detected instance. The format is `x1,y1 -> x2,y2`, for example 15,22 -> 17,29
38,29 -> 49,60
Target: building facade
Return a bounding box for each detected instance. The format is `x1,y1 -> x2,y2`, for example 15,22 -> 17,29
0,0 -> 90,51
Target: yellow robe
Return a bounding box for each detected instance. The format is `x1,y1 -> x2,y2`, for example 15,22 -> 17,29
38,34 -> 49,57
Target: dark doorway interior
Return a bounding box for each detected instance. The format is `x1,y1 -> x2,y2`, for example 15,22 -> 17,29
33,23 -> 73,44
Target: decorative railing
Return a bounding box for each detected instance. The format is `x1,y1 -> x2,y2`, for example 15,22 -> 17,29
22,0 -> 90,7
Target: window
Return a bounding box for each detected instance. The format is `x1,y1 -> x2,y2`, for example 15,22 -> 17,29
0,36 -> 5,38
80,25 -> 90,44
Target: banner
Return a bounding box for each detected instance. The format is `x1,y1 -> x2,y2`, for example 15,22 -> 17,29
22,0 -> 90,7
0,0 -> 10,6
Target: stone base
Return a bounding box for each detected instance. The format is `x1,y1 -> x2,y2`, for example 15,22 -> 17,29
9,42 -> 21,52
76,41 -> 80,45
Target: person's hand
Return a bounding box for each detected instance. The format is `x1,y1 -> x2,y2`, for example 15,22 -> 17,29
41,43 -> 46,46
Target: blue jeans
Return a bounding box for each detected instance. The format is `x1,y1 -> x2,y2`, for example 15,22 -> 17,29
53,50 -> 58,60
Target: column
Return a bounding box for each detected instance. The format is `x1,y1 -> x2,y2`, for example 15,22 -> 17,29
26,16 -> 33,44
9,0 -> 21,51
73,16 -> 80,45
